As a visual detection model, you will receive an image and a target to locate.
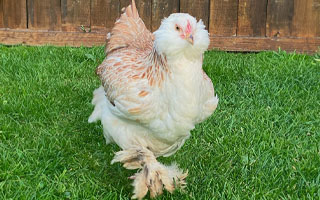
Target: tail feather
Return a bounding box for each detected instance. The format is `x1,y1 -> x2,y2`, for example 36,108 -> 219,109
126,0 -> 139,19
105,0 -> 153,54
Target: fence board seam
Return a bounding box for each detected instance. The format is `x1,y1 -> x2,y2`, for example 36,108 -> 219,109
207,0 -> 210,31
236,0 -> 239,35
26,0 -> 28,28
265,0 -> 268,37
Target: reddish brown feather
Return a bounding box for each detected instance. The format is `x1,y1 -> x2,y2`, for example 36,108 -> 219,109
138,91 -> 149,97
97,0 -> 169,105
105,0 -> 153,54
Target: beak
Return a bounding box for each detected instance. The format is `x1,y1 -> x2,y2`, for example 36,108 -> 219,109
186,34 -> 194,45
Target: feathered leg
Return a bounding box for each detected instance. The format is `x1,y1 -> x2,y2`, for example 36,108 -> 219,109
111,147 -> 188,199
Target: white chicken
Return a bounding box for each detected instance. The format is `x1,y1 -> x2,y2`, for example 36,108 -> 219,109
89,0 -> 218,198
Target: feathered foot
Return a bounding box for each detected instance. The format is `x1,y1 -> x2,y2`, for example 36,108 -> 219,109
111,147 -> 188,199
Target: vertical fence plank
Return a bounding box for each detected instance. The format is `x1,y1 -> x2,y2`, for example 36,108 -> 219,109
315,0 -> 320,36
209,0 -> 238,36
180,0 -> 210,28
151,0 -> 179,32
0,0 -> 3,28
61,0 -> 90,32
135,0 -> 152,30
120,0 -> 151,30
266,0 -> 294,37
237,0 -> 268,36
28,0 -> 61,30
292,0 -> 320,37
91,0 -> 120,32
3,0 -> 27,29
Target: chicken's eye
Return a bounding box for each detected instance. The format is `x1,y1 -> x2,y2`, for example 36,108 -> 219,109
175,25 -> 180,31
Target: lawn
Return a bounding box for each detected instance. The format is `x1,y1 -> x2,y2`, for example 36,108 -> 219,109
0,45 -> 319,199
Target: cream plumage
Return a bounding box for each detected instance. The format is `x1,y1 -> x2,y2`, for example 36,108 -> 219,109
89,0 -> 218,198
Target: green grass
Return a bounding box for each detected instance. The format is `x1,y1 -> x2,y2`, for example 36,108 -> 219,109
0,45 -> 319,199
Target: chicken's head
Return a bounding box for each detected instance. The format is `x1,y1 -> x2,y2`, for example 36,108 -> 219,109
154,13 -> 210,58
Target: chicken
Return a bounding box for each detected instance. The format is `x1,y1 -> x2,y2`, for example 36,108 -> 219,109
88,0 -> 218,198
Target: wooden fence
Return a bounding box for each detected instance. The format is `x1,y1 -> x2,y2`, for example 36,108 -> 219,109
0,0 -> 319,53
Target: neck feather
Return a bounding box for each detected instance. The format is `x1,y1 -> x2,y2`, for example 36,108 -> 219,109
143,45 -> 169,87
